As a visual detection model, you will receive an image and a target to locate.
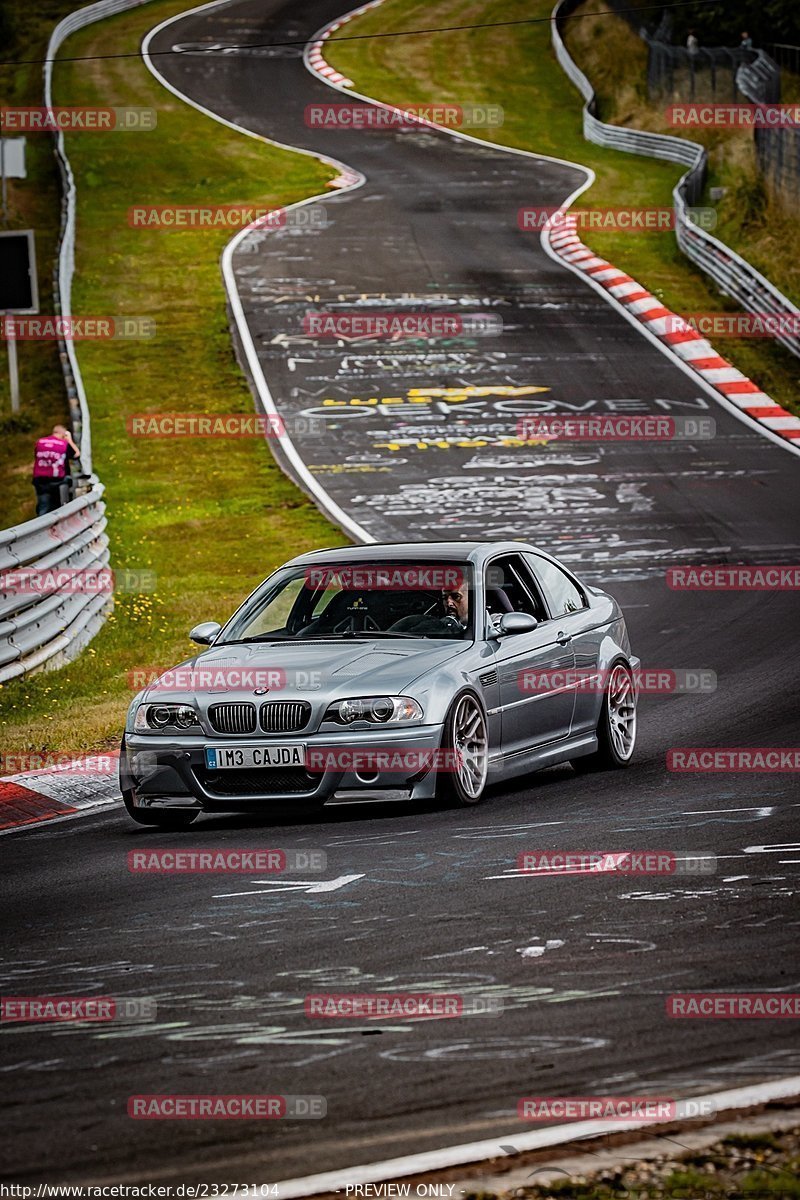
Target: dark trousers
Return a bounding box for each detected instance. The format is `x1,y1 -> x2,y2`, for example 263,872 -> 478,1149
33,478 -> 67,517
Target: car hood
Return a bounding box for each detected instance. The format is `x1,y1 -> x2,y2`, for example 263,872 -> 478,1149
141,639 -> 472,704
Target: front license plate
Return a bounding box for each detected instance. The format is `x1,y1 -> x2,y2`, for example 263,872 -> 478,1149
205,744 -> 306,770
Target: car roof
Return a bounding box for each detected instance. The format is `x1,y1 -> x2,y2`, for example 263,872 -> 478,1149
284,541 -> 544,567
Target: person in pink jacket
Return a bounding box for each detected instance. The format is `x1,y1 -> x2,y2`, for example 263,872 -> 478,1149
32,424 -> 80,516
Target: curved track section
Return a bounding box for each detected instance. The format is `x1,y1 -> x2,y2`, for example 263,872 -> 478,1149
146,0 -> 800,587
304,0 -> 800,450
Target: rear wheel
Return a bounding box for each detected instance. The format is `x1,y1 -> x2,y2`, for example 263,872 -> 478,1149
122,789 -> 199,829
572,660 -> 637,772
436,692 -> 489,807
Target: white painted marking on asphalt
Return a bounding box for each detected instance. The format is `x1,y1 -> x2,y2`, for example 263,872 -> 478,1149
517,939 -> 565,958
302,873 -> 365,892
324,831 -> 420,847
454,822 -> 565,840
422,947 -> 489,960
271,1075 -> 800,1197
214,874 -> 364,898
485,852 -> 713,880
586,935 -> 657,952
722,876 -> 750,882
618,889 -> 723,901
744,844 -> 800,854
683,806 -> 775,816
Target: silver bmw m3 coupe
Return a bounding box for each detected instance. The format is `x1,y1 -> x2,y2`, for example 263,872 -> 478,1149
120,541 -> 640,827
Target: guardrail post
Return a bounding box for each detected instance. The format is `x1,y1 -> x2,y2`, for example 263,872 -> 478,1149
4,314 -> 20,413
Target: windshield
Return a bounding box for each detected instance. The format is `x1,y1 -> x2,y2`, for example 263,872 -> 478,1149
219,562 -> 474,643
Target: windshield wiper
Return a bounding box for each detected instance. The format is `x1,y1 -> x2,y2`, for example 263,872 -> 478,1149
291,632 -> 421,641
345,631 -> 422,639
219,631 -> 456,645
216,637 -> 290,645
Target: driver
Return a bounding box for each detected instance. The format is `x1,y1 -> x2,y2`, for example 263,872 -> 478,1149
389,586 -> 469,636
441,585 -> 468,628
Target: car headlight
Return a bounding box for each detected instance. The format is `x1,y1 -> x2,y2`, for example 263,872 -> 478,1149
323,696 -> 423,725
133,703 -> 202,733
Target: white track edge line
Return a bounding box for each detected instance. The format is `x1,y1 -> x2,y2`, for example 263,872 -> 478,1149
273,1074 -> 800,1197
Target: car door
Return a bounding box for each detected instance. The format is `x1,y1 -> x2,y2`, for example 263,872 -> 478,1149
523,552 -> 604,738
486,555 -> 576,759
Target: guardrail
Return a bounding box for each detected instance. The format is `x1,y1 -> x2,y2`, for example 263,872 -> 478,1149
551,0 -> 800,359
735,50 -> 781,106
0,485 -> 110,682
0,0 -> 150,684
735,51 -> 799,205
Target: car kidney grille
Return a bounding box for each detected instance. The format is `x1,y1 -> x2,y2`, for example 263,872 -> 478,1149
260,701 -> 311,733
208,703 -> 257,735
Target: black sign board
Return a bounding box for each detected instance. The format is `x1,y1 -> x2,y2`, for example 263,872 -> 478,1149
0,230 -> 39,313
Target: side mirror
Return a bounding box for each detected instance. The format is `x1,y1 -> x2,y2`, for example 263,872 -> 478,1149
189,620 -> 222,646
498,612 -> 538,636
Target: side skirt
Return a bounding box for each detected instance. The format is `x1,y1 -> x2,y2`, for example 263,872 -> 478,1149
488,733 -> 598,783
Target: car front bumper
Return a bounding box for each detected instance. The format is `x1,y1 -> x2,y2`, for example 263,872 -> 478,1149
121,724 -> 446,812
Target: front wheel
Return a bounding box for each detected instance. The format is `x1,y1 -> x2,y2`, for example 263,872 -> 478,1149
122,790 -> 199,828
572,660 -> 637,772
436,692 -> 489,807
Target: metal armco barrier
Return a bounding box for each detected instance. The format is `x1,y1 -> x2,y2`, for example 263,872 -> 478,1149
0,0 -> 150,683
551,0 -> 800,359
736,51 -> 781,106
736,52 -> 799,206
0,485 -> 111,682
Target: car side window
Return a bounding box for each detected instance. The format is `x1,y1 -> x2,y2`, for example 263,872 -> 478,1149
524,553 -> 586,616
485,556 -> 548,621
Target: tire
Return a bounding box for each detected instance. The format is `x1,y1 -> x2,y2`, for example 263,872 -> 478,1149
436,692 -> 489,807
572,660 -> 637,772
122,789 -> 199,829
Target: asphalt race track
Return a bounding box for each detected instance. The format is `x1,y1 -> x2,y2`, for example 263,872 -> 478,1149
2,0 -> 800,1187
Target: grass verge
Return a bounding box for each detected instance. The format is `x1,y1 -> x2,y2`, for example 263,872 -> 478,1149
0,0 -> 346,755
326,0 -> 800,415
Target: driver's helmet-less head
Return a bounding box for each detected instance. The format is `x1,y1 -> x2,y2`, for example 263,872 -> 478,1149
441,587 -> 468,625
